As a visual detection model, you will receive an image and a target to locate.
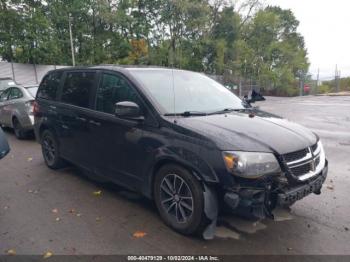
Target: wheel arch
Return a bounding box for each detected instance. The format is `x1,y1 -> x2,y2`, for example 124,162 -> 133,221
143,157 -> 217,199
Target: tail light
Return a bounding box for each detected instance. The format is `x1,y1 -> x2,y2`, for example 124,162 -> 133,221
25,100 -> 35,115
33,101 -> 40,116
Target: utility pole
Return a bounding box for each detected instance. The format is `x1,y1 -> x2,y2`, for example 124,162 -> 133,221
316,68 -> 320,95
299,70 -> 304,96
337,70 -> 341,93
69,14 -> 75,67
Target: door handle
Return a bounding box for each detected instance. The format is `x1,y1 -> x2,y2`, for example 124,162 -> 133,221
76,116 -> 87,122
89,120 -> 101,126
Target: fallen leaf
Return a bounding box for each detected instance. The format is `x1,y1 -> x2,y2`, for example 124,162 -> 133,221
93,190 -> 102,196
55,217 -> 61,222
6,249 -> 16,255
287,247 -> 293,251
28,190 -> 33,193
345,227 -> 349,231
327,185 -> 334,190
52,208 -> 58,214
76,213 -> 81,217
43,251 -> 53,259
95,217 -> 101,222
133,231 -> 147,238
27,157 -> 33,162
68,209 -> 75,214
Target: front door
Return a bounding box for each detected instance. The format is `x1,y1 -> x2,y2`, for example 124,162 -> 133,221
89,72 -> 149,191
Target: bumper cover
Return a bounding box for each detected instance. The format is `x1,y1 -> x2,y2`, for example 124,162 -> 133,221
277,164 -> 328,206
224,162 -> 328,218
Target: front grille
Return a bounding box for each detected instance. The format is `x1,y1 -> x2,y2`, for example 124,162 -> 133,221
283,142 -> 324,181
290,163 -> 312,176
283,148 -> 308,162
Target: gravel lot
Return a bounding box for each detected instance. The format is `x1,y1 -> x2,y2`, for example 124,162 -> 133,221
0,95 -> 349,255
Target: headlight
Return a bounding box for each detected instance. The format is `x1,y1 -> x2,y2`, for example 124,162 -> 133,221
222,151 -> 281,178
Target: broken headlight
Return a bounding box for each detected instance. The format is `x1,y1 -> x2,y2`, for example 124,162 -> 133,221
223,151 -> 281,178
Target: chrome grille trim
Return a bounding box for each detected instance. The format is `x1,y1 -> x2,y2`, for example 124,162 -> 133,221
284,141 -> 326,181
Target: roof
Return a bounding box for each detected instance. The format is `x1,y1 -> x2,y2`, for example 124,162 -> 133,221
51,65 -> 178,72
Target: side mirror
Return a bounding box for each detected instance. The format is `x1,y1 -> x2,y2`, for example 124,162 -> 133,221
0,128 -> 10,160
243,90 -> 266,105
115,101 -> 144,121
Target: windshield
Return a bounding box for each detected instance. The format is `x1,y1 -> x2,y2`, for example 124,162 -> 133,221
129,69 -> 244,114
26,86 -> 38,97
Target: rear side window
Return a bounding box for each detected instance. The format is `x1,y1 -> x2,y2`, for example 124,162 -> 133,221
61,71 -> 96,108
9,88 -> 23,100
37,71 -> 62,100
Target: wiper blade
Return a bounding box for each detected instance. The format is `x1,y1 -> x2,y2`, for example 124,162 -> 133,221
164,111 -> 207,117
209,107 -> 254,115
209,108 -> 238,115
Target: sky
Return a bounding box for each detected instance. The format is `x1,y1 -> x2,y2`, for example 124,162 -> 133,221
265,0 -> 350,80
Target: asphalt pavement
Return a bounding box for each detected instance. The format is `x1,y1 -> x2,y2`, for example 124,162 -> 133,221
0,95 -> 349,255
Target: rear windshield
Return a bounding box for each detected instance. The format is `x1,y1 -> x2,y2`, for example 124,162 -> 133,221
26,86 -> 38,98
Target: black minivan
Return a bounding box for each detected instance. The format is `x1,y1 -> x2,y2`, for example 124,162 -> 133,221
34,66 -> 328,239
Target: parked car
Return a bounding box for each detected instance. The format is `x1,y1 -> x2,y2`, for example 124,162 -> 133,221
34,66 -> 328,239
0,77 -> 17,95
0,85 -> 38,139
0,127 -> 10,159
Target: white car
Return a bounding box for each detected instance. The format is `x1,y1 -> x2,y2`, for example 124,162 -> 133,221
0,85 -> 38,139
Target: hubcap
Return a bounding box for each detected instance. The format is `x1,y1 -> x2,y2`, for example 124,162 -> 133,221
160,174 -> 193,223
42,136 -> 56,163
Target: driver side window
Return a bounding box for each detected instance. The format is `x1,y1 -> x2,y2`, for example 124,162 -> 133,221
96,73 -> 141,114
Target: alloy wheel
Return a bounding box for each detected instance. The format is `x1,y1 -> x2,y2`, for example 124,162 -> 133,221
160,174 -> 194,223
42,135 -> 56,164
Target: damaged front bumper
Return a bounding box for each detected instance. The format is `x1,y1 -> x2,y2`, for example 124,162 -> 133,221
223,161 -> 328,219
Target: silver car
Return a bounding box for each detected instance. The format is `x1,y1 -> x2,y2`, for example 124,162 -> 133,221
0,85 -> 38,139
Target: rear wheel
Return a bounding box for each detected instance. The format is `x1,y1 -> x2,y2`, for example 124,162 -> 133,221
13,118 -> 27,139
41,129 -> 66,169
154,164 -> 208,235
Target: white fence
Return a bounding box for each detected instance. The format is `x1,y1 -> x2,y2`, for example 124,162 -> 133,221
0,62 -> 69,85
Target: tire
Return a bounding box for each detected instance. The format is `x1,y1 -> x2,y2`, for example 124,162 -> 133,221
154,164 -> 208,235
41,129 -> 66,169
13,117 -> 27,139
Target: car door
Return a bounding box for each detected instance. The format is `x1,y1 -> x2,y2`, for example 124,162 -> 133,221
88,72 -> 152,190
0,88 -> 11,125
56,70 -> 97,169
7,87 -> 25,126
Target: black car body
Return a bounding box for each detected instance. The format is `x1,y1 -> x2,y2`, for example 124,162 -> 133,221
0,127 -> 10,159
34,66 -> 328,239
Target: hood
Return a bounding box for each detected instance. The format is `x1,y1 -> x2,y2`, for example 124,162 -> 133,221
176,110 -> 317,155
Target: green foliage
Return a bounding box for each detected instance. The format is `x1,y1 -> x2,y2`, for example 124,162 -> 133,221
318,84 -> 332,94
0,0 -> 309,95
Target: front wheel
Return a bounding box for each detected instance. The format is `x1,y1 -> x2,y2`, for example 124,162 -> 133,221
41,130 -> 66,169
154,164 -> 208,235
